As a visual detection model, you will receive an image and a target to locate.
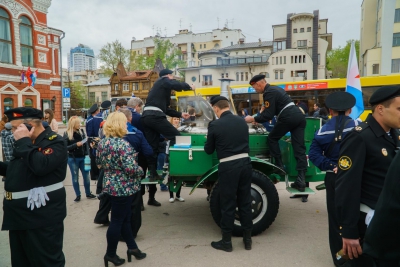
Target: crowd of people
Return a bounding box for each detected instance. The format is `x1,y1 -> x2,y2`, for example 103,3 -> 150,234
0,69 -> 399,267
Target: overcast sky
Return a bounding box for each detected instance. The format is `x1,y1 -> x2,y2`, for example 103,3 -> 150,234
47,0 -> 362,68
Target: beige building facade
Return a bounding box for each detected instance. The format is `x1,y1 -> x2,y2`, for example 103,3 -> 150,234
360,0 -> 399,76
180,10 -> 332,88
62,68 -> 106,87
131,28 -> 245,68
84,78 -> 111,106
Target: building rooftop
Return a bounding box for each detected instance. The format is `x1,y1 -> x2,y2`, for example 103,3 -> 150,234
85,78 -> 110,86
221,41 -> 273,51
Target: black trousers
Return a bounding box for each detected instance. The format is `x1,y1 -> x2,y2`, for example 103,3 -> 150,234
140,115 -> 180,165
325,172 -> 342,264
107,195 -> 138,257
268,106 -> 307,171
138,148 -> 157,200
9,222 -> 65,267
218,158 -> 253,233
89,148 -> 100,180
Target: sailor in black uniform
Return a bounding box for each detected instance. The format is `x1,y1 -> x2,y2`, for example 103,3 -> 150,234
140,69 -> 194,179
245,74 -> 307,191
205,96 -> 253,252
335,86 -> 400,266
0,107 -> 68,267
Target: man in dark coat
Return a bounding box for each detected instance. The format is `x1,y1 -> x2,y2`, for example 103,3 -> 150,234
244,74 -> 307,192
335,86 -> 400,266
0,107 -> 67,267
204,96 -> 253,252
140,69 -> 193,181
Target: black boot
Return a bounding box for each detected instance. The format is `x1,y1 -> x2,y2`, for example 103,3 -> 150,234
211,232 -> 232,252
148,164 -> 160,181
273,156 -> 286,174
290,170 -> 306,192
243,229 -> 252,250
104,254 -> 125,267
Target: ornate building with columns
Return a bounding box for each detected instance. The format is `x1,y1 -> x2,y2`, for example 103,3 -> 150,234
0,0 -> 63,119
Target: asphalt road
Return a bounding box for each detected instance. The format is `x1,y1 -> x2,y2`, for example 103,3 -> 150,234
0,126 -> 334,266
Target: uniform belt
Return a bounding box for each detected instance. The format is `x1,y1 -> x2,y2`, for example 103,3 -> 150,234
143,106 -> 163,112
360,203 -> 372,213
326,170 -> 334,173
5,182 -> 64,201
220,153 -> 249,163
277,102 -> 295,118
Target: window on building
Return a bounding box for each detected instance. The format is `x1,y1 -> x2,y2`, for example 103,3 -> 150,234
293,28 -> 297,33
204,44 -> 206,48
265,72 -> 269,78
221,73 -> 224,78
273,40 -> 286,52
245,72 -> 248,81
276,57 -> 278,65
132,83 -> 139,91
299,55 -> 302,63
300,28 -> 304,33
114,84 -> 118,92
393,33 -> 400,47
280,71 -> 283,79
275,71 -> 278,79
303,55 -> 306,63
101,92 -> 107,102
4,97 -> 13,111
280,56 -> 282,64
200,44 -> 202,49
231,42 -> 233,46
20,16 -> 34,67
236,72 -> 239,81
297,40 -> 307,47
372,64 -> 379,74
203,75 -> 212,85
240,72 -> 244,81
291,56 -> 293,64
284,56 -> 286,64
395,9 -> 400,23
226,73 -> 229,78
89,92 -> 95,104
123,83 -> 129,91
24,98 -> 33,107
392,59 -> 400,73
0,8 -> 12,63
307,27 -> 311,32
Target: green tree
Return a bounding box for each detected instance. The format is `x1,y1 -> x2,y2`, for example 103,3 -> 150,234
98,40 -> 131,76
132,38 -> 186,71
70,81 -> 88,109
327,40 -> 360,78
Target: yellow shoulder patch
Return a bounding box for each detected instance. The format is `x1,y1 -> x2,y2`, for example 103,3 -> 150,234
48,134 -> 58,141
338,156 -> 352,170
264,101 -> 270,108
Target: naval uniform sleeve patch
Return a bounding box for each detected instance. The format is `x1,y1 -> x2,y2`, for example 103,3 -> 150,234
264,101 -> 270,108
48,134 -> 58,140
338,156 -> 352,170
355,126 -> 362,131
42,148 -> 53,155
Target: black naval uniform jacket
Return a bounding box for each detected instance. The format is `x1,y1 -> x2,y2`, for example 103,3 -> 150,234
363,150 -> 400,262
0,127 -> 68,230
142,77 -> 192,118
335,114 -> 400,239
254,83 -> 295,123
204,111 -> 249,159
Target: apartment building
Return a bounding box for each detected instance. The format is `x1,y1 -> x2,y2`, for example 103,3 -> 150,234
131,28 -> 245,68
360,0 -> 399,76
67,44 -> 97,72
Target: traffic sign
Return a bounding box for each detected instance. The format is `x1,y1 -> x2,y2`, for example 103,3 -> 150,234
64,103 -> 71,108
62,87 -> 70,98
63,98 -> 70,103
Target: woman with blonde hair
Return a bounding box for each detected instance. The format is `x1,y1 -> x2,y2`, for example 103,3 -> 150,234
96,112 -> 146,266
64,116 -> 96,202
44,108 -> 58,133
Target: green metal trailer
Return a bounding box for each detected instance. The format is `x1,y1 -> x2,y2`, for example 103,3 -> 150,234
142,96 -> 325,237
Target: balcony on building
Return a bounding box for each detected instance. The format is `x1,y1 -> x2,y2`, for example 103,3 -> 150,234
215,54 -> 270,66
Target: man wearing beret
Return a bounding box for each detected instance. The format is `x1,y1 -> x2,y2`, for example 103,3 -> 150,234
0,107 -> 67,266
245,74 -> 308,191
141,69 -> 194,181
335,86 -> 400,266
308,92 -> 359,266
204,96 -> 253,252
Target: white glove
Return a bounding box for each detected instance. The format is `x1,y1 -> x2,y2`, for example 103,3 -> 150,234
27,187 -> 50,210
